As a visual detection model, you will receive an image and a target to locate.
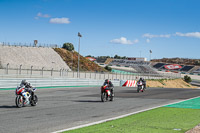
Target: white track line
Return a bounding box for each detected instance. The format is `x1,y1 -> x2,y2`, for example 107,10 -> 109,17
52,95 -> 200,133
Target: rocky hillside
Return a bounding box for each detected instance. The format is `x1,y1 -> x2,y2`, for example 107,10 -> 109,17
54,48 -> 107,72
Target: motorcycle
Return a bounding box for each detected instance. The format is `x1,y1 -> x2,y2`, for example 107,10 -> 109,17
101,85 -> 114,102
137,81 -> 144,92
15,86 -> 38,108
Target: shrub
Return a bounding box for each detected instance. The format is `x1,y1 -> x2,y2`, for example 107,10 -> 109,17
184,75 -> 192,83
62,43 -> 74,51
105,66 -> 112,72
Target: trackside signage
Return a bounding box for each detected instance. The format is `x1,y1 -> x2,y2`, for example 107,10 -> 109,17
164,64 -> 182,70
122,80 -> 137,87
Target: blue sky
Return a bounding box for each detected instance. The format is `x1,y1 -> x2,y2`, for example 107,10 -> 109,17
0,0 -> 200,60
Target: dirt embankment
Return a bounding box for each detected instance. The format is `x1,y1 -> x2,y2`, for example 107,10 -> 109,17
147,79 -> 197,88
54,48 -> 107,72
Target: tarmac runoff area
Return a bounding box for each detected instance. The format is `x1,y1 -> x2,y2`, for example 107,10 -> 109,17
0,86 -> 200,133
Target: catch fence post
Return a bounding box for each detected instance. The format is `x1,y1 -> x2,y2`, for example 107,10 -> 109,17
6,63 -> 9,74
51,68 -> 53,76
99,72 -> 101,79
31,66 -> 33,75
60,69 -> 62,77
19,64 -> 22,75
42,67 -> 44,76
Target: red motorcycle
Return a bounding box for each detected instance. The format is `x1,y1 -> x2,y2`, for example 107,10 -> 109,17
101,85 -> 114,102
15,86 -> 38,108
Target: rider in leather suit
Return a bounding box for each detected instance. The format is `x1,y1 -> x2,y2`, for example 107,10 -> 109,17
103,79 -> 114,96
20,79 -> 34,101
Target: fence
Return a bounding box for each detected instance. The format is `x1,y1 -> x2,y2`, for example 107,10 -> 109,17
0,67 -> 181,80
0,42 -> 59,48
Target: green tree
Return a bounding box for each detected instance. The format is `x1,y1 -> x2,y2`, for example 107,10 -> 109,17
105,65 -> 112,72
114,54 -> 120,59
62,43 -> 74,51
195,60 -> 200,65
184,75 -> 192,83
86,55 -> 92,57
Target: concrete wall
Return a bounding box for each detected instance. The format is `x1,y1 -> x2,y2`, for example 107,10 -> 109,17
0,78 -> 120,89
0,45 -> 70,71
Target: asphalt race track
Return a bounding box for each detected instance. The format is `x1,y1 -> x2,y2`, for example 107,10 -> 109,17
0,86 -> 200,133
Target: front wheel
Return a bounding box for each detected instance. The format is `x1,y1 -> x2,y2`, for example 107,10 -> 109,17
110,91 -> 114,101
137,87 -> 140,93
16,95 -> 24,108
101,92 -> 106,102
31,95 -> 38,106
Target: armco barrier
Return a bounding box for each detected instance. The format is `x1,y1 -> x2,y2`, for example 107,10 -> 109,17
0,78 -> 120,89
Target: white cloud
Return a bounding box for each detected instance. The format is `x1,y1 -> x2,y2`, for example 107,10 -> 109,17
146,39 -> 150,43
37,12 -> 50,18
34,17 -> 39,20
143,33 -> 171,38
110,37 -> 138,45
175,32 -> 200,38
133,39 -> 139,43
49,17 -> 71,24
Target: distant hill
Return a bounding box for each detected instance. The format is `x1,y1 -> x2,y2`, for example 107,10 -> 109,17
151,58 -> 200,66
54,48 -> 107,72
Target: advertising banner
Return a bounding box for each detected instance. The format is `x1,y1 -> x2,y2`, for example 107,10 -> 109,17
164,64 -> 182,70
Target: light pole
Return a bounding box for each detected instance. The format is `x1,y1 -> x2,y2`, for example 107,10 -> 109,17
149,50 -> 152,61
71,50 -> 74,70
77,32 -> 82,78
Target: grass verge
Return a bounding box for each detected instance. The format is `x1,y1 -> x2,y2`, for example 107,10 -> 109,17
64,107 -> 200,133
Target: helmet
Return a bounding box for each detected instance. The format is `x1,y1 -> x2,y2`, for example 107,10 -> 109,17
21,79 -> 27,85
105,79 -> 109,84
139,78 -> 142,81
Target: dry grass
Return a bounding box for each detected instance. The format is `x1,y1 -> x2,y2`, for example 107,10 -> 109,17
54,48 -> 107,72
147,79 -> 197,88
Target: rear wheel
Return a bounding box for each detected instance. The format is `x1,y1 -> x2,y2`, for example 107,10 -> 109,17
31,95 -> 38,106
110,95 -> 114,101
16,95 -> 24,108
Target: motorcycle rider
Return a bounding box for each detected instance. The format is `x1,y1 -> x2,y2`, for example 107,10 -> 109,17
20,79 -> 34,102
103,79 -> 114,96
138,78 -> 146,89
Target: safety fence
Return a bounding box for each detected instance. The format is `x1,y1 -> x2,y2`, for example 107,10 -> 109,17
0,68 -> 181,81
0,42 -> 59,48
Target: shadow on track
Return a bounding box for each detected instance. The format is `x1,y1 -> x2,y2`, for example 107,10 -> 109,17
119,90 -> 139,93
74,100 -> 102,103
0,105 -> 17,108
